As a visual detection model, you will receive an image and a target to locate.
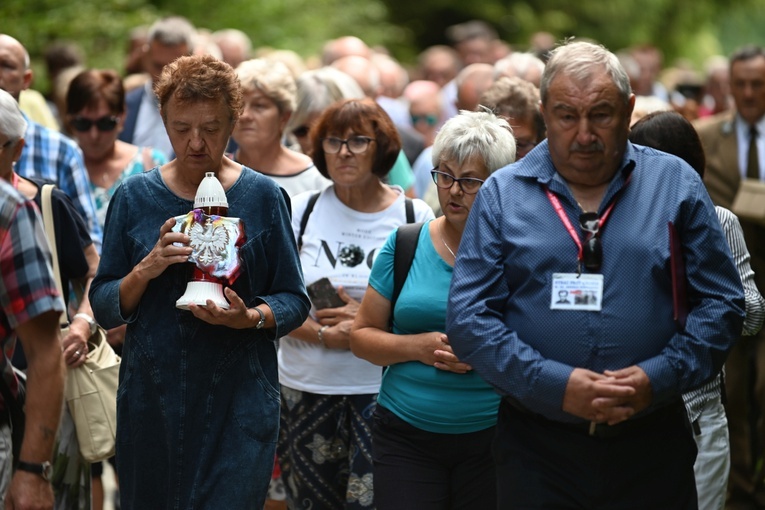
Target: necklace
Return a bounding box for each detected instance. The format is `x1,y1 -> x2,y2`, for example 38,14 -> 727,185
439,220 -> 457,259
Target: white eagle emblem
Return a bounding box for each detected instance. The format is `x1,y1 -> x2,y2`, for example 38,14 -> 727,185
189,218 -> 230,265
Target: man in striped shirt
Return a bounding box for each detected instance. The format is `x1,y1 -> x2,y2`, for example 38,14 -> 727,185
0,34 -> 102,252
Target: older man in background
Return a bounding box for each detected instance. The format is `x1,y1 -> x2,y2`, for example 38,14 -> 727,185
695,44 -> 765,510
0,34 -> 101,251
118,16 -> 195,158
0,88 -> 65,510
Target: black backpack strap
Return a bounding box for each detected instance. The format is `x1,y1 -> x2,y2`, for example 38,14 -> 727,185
404,197 -> 414,224
390,222 -> 424,326
297,191 -> 321,251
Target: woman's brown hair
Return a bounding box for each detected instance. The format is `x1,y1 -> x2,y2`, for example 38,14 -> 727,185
310,98 -> 401,179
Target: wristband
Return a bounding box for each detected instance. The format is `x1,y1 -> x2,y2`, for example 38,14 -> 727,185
74,312 -> 98,336
318,325 -> 329,347
253,307 -> 266,329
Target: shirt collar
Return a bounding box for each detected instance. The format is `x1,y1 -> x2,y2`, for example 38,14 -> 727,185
735,113 -> 765,137
512,138 -> 637,185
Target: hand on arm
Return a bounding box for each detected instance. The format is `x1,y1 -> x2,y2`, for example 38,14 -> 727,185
119,218 -> 192,317
350,286 -> 472,372
433,337 -> 472,374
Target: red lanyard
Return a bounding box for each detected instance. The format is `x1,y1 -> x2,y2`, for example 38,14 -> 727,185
544,188 -> 616,272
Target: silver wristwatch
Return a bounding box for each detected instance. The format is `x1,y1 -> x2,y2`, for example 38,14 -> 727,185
253,308 -> 266,330
74,313 -> 97,336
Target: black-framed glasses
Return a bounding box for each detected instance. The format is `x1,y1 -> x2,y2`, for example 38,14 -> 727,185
322,136 -> 375,154
70,116 -> 120,133
430,169 -> 485,194
579,212 -> 603,271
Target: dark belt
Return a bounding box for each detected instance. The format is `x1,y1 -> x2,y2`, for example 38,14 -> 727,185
502,397 -> 686,439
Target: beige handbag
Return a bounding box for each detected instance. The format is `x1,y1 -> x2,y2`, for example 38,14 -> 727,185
42,184 -> 119,462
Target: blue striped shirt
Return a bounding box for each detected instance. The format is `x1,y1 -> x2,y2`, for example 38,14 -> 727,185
446,141 -> 745,423
15,116 -> 102,251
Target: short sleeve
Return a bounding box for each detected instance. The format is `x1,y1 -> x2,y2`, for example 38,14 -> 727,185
0,200 -> 63,331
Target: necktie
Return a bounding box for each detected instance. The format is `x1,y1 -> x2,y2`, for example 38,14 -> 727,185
747,125 -> 759,180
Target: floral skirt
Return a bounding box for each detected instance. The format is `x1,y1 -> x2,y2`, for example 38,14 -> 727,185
278,387 -> 376,509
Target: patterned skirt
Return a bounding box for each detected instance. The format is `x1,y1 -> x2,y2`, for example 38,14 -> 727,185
278,387 -> 376,509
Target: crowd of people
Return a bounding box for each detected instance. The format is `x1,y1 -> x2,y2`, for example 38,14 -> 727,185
1,11 -> 765,510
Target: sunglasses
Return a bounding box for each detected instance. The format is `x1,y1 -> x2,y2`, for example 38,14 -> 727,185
70,116 -> 120,133
579,212 -> 603,271
411,113 -> 438,127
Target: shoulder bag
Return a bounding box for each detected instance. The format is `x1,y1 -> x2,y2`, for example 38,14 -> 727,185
42,184 -> 119,463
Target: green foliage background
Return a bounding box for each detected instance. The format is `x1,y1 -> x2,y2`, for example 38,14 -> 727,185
1,0 -> 764,93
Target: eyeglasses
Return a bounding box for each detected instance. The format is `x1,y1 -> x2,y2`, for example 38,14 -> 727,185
292,125 -> 310,138
430,169 -> 485,194
579,212 -> 603,271
70,116 -> 120,133
322,136 -> 375,154
411,113 -> 438,127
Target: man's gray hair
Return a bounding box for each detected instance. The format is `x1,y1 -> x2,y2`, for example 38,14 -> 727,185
432,109 -> 516,173
148,16 -> 196,51
0,89 -> 27,140
540,41 -> 632,105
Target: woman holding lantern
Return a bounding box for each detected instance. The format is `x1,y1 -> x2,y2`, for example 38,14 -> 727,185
89,54 -> 310,509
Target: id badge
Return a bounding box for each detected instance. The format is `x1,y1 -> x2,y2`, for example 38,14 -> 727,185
550,273 -> 603,311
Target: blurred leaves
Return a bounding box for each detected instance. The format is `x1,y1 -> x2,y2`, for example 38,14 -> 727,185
1,0 -> 764,93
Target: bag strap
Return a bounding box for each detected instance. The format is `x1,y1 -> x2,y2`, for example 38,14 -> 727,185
297,191 -> 321,251
390,222 -> 424,327
404,197 -> 414,224
41,184 -> 68,328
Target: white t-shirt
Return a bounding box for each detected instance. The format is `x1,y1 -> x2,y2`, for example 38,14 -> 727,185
260,164 -> 331,198
278,185 -> 434,394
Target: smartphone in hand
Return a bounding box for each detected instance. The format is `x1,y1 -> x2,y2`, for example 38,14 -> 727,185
307,277 -> 345,309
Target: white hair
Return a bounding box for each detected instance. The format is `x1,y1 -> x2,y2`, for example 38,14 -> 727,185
0,89 -> 27,140
432,109 -> 516,173
236,58 -> 297,113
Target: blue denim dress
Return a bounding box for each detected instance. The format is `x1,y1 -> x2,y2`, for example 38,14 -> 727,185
90,167 -> 309,509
